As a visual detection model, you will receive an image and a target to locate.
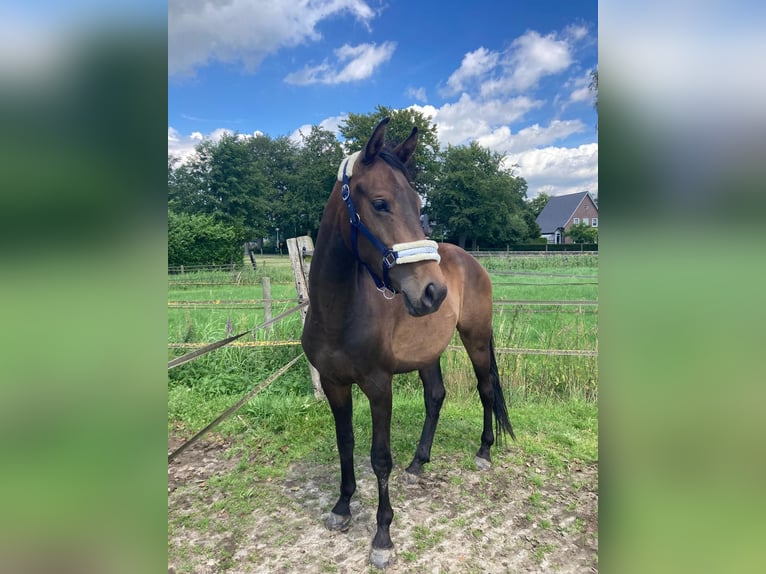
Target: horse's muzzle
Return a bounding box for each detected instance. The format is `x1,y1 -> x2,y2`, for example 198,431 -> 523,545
403,280 -> 447,317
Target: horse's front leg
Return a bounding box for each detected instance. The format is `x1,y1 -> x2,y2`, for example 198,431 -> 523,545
365,381 -> 395,569
323,381 -> 356,531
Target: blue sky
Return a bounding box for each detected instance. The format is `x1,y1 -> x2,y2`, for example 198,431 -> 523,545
168,0 -> 598,199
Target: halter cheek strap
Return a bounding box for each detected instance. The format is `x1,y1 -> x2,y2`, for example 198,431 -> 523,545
339,154 -> 440,296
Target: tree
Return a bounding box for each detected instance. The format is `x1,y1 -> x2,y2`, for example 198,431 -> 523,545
565,222 -> 598,244
246,133 -> 299,244
291,125 -> 345,239
429,142 -> 538,249
168,132 -> 302,247
339,106 -> 441,200
207,134 -> 277,243
168,153 -> 210,215
528,192 -> 551,217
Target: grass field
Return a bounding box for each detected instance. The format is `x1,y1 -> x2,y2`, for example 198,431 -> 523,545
168,253 -> 597,404
168,252 -> 598,572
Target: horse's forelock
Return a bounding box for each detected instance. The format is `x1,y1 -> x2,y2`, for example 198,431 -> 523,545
377,148 -> 411,181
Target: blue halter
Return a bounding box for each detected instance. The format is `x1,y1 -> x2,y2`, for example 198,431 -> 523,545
340,156 -> 440,298
341,158 -> 397,296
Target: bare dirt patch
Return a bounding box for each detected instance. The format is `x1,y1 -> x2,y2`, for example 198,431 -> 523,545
168,435 -> 597,573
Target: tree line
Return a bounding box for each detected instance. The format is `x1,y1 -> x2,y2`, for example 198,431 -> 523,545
168,106 -> 544,266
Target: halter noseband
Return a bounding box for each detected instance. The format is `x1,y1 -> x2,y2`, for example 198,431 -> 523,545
339,153 -> 440,297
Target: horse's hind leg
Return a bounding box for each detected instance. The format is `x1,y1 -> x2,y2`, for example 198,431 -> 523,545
323,381 -> 356,531
405,360 -> 446,478
459,329 -> 498,470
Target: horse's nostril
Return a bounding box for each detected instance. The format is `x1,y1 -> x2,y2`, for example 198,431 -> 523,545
422,282 -> 446,311
424,283 -> 436,304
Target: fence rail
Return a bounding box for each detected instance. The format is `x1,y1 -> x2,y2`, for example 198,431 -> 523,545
168,263 -> 245,274
168,250 -> 598,367
168,299 -> 297,308
167,248 -> 598,275
470,249 -> 598,257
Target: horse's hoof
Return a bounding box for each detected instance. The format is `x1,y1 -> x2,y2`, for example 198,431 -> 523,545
370,546 -> 395,569
400,469 -> 419,485
327,512 -> 351,532
474,455 -> 492,470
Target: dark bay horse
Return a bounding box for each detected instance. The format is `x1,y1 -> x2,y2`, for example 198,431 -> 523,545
301,118 -> 515,568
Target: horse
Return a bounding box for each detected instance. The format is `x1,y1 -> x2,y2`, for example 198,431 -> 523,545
301,118 -> 515,568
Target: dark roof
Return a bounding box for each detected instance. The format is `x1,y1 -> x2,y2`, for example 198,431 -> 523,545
535,191 -> 594,234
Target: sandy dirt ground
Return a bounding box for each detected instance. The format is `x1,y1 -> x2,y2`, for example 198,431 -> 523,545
168,435 -> 597,573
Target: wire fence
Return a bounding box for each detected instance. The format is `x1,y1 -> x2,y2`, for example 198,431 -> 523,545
167,339 -> 597,357
168,262 -> 599,360
167,249 -> 598,275
168,298 -> 598,311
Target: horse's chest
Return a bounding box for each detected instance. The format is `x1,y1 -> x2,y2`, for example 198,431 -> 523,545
303,328 -> 389,381
303,316 -> 390,379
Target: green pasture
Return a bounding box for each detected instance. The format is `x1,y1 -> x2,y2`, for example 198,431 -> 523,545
168,253 -> 598,570
168,253 -> 598,404
167,251 -> 598,472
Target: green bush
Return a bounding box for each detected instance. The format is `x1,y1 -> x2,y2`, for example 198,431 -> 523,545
168,210 -> 243,266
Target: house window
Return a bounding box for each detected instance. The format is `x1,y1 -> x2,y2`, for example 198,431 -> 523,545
582,217 -> 590,225
592,218 -> 598,227
573,218 -> 580,225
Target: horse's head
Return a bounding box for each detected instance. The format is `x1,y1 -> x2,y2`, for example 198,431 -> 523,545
338,118 -> 447,317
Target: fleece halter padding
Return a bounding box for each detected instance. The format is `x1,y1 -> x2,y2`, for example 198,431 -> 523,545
390,240 -> 441,265
337,150 -> 361,181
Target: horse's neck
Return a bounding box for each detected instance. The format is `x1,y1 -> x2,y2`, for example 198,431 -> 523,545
309,198 -> 365,314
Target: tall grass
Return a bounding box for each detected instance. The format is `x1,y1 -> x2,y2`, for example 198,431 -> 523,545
168,255 -> 296,288
479,253 -> 598,271
168,254 -> 598,410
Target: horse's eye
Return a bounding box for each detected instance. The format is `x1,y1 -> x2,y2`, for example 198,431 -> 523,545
372,199 -> 389,212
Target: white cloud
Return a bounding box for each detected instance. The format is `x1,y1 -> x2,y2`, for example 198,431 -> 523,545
445,47 -> 499,94
440,28 -> 582,100
569,85 -> 591,103
169,0 -> 377,76
481,30 -> 573,97
168,127 -> 198,163
564,23 -> 589,42
289,114 -> 348,144
411,94 -> 543,146
560,69 -> 595,108
168,126 -> 264,163
406,86 -> 427,102
476,119 -> 586,154
406,96 -> 595,198
417,25 -> 596,198
284,41 -> 396,85
505,143 -> 598,198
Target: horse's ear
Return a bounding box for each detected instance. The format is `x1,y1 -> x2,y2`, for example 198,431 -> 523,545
393,126 -> 418,165
363,117 -> 390,163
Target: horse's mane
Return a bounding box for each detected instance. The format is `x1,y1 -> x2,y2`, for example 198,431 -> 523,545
362,147 -> 411,181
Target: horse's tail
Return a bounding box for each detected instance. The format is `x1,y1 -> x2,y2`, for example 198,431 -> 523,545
489,333 -> 516,441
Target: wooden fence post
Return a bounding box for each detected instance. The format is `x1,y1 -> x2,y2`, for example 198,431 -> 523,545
286,235 -> 324,400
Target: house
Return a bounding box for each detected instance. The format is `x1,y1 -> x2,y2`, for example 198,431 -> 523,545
535,191 -> 598,244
